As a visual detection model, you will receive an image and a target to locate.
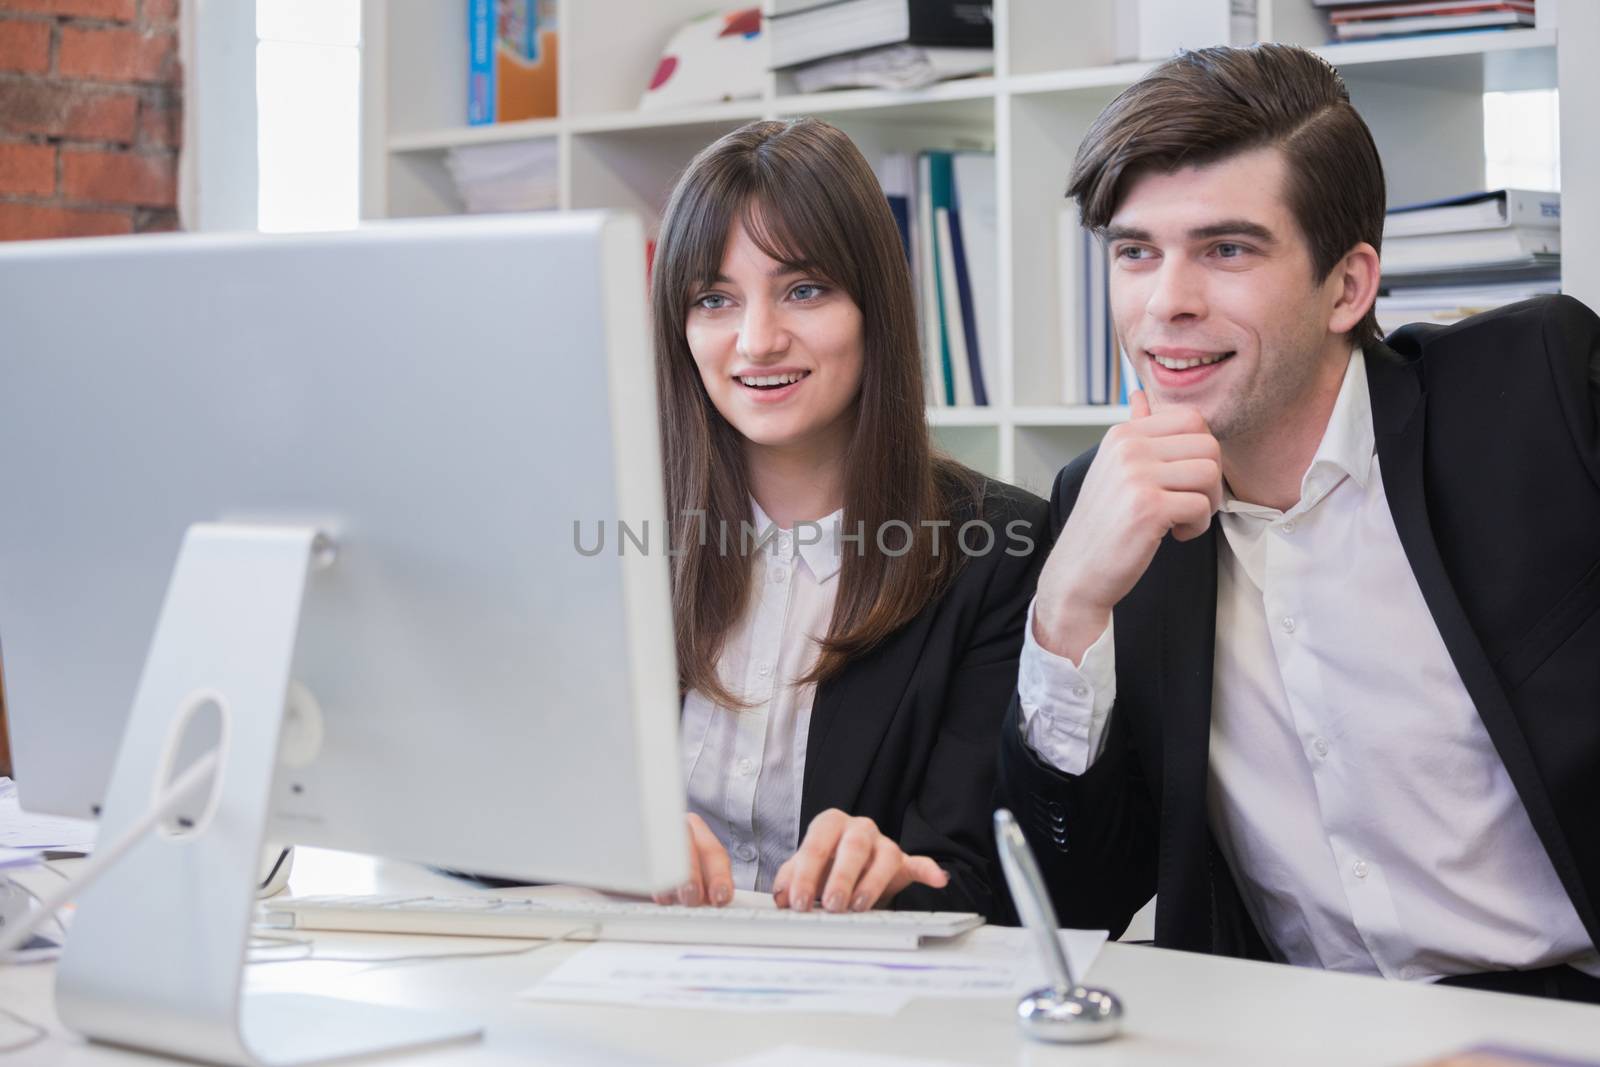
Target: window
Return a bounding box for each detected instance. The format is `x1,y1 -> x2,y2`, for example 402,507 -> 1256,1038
256,0 -> 362,232
1484,89 -> 1560,192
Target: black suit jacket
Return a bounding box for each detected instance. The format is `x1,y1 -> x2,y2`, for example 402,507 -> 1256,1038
999,294 -> 1600,960
797,476 -> 1048,920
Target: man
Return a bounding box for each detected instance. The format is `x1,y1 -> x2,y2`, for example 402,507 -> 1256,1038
1002,42 -> 1600,1002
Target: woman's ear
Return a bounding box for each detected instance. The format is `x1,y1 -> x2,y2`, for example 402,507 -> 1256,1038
1327,241 -> 1381,337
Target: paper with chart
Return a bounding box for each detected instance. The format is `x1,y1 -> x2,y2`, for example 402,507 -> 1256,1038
0,778 -> 97,852
719,1048 -> 975,1067
520,925 -> 1108,1014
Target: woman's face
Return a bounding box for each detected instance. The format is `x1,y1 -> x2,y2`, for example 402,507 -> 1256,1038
685,217 -> 865,461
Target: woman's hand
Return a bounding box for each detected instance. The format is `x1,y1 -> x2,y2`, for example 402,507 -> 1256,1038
771,809 -> 948,913
653,813 -> 735,907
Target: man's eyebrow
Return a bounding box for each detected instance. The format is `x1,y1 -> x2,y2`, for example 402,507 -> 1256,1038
1102,225 -> 1150,243
1101,221 -> 1278,244
1187,220 -> 1277,243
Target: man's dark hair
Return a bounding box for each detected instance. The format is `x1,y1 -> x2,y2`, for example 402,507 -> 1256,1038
1068,43 -> 1387,352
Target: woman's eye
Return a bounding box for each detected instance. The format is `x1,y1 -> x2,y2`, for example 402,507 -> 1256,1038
695,293 -> 730,310
790,283 -> 825,301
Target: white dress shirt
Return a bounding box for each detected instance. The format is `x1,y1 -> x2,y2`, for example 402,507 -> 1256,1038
1019,351 -> 1600,981
680,502 -> 842,892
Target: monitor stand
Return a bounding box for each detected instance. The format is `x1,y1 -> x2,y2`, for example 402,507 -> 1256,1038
53,523 -> 482,1066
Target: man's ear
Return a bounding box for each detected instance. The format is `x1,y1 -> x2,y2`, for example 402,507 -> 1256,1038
1327,242 -> 1381,337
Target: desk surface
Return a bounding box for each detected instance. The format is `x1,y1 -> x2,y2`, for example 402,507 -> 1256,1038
5,848 -> 1600,1066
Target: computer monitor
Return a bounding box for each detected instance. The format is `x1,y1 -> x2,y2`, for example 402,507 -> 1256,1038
0,213 -> 689,1063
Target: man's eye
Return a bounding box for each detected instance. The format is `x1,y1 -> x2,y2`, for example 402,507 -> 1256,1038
1215,243 -> 1245,258
1116,246 -> 1149,261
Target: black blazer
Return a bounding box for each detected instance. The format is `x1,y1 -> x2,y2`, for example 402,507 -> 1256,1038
796,475 -> 1048,920
999,294 -> 1600,960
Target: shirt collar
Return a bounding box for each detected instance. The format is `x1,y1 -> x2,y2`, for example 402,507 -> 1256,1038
750,498 -> 844,583
1221,348 -> 1375,519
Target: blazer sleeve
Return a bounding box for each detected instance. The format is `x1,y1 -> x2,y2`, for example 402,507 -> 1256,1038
993,453 -> 1160,936
892,487 -> 1050,920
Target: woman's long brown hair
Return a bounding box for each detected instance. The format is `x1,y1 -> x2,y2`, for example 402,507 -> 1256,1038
652,117 -> 977,710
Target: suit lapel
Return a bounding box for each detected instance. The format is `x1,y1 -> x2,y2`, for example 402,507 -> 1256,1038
1367,348 -> 1591,923
800,608 -> 937,825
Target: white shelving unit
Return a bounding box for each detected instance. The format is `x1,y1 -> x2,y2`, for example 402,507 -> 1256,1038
361,0 -> 1593,499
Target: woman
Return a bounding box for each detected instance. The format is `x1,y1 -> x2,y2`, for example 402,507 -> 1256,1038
651,117 -> 1046,919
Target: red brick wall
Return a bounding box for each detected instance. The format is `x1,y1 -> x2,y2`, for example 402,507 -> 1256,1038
0,0 -> 180,242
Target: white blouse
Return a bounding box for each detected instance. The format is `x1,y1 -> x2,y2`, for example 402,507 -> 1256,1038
680,502 -> 843,891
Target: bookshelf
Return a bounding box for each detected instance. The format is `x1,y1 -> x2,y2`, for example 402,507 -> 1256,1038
360,0 -> 1594,499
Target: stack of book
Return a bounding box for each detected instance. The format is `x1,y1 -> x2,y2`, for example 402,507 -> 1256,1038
1376,188 -> 1560,335
877,150 -> 997,407
1315,1 -> 1536,42
1055,211 -> 1128,407
767,0 -> 993,92
444,140 -> 559,214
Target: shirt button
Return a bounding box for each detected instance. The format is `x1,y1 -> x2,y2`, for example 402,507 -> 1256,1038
1281,520 -> 1295,534
1071,685 -> 1089,700
1281,616 -> 1296,634
736,757 -> 754,777
771,567 -> 788,584
1313,737 -> 1329,758
734,843 -> 756,863
757,663 -> 772,677
1352,860 -> 1369,879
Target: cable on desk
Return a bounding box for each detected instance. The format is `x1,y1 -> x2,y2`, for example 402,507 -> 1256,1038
0,748 -> 221,959
0,1003 -> 48,1055
245,923 -> 600,970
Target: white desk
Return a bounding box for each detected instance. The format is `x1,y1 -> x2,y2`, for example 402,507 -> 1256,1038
4,849 -> 1599,1066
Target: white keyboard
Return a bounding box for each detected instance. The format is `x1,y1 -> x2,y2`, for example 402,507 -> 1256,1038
261,893 -> 984,951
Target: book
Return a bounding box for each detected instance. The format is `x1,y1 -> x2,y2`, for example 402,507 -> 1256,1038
951,152 -> 998,408
1384,189 -> 1559,238
468,0 -> 558,125
944,206 -> 988,406
1085,230 -> 1111,405
1115,0 -> 1258,63
1333,9 -> 1534,37
1377,260 -> 1560,288
872,152 -> 917,268
768,0 -> 992,70
1327,1 -> 1533,21
936,208 -> 977,406
924,152 -> 962,405
1375,278 -> 1559,335
1057,209 -> 1084,405
1381,227 -> 1560,273
915,153 -> 948,406
788,43 -> 993,93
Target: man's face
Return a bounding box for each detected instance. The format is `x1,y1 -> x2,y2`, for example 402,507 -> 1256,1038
1105,146 -> 1345,441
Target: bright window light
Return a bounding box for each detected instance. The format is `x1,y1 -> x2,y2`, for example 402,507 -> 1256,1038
256,0 -> 362,233
1484,89 -> 1560,192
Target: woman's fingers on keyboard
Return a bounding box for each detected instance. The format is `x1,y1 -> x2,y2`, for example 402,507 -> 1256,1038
849,840 -> 905,911
689,815 -> 734,906
821,818 -> 881,912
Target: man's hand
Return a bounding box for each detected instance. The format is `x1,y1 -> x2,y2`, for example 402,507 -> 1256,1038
1033,390 -> 1223,662
653,812 -> 735,907
771,809 -> 948,912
